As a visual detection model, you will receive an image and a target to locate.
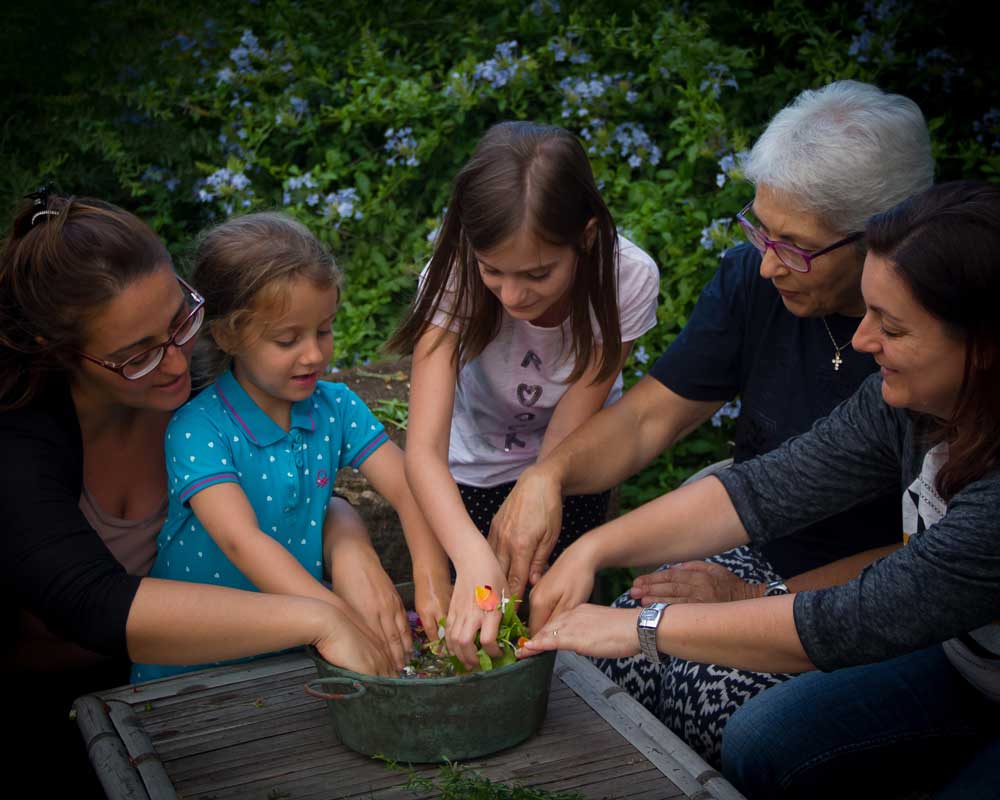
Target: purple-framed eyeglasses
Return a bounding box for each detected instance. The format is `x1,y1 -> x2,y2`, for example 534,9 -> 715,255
735,201 -> 863,273
77,276 -> 205,380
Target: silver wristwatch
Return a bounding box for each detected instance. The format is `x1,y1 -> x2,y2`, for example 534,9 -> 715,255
636,602 -> 669,663
763,579 -> 790,597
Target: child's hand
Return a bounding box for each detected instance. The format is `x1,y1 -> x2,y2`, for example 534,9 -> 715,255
312,605 -> 396,677
331,550 -> 412,672
446,556 -> 509,670
527,539 -> 597,634
413,564 -> 452,641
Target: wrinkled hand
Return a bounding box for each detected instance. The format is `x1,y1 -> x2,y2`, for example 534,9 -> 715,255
518,604 -> 640,660
527,542 -> 596,634
446,557 -> 509,670
630,561 -> 759,606
312,604 -> 396,677
330,546 -> 412,672
489,466 -> 563,598
413,564 -> 452,641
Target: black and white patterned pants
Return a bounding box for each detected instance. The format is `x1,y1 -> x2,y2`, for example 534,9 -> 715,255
592,545 -> 797,767
457,481 -> 610,563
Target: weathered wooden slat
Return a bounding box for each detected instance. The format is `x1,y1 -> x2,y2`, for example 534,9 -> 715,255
72,695 -> 150,800
103,700 -> 177,800
554,651 -> 744,800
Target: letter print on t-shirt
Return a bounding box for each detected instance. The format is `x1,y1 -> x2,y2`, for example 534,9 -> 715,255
506,349 -> 544,452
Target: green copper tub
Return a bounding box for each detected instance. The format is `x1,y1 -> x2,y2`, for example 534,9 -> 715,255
304,585 -> 556,762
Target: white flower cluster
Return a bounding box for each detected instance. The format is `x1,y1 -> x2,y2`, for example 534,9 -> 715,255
548,36 -> 591,64
142,166 -> 180,193
710,398 -> 741,427
217,29 -> 267,85
281,172 -> 363,228
473,41 -> 529,89
384,127 -> 420,167
715,150 -> 748,188
196,167 -> 255,215
581,120 -> 661,170
700,217 -> 732,251
700,63 -> 738,99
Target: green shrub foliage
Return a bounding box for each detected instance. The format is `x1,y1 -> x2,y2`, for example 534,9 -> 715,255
3,0 -> 996,507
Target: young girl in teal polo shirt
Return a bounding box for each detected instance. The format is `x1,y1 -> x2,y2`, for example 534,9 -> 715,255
132,213 -> 450,682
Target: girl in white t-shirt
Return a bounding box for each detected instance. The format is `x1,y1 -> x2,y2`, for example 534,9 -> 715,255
388,121 -> 659,668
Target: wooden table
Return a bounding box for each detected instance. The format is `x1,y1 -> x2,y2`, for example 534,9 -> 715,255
75,650 -> 746,800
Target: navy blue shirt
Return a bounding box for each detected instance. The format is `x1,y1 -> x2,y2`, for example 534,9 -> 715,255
651,243 -> 901,577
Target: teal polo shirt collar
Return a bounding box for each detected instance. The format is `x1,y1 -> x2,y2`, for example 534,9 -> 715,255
215,370 -> 316,447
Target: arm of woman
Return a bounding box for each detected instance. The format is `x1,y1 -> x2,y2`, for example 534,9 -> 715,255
535,342 -> 633,461
358,441 -> 452,640
489,379 -> 723,595
405,325 -> 509,667
126,578 -> 395,676
631,543 -> 902,605
527,475 -> 750,631
520,595 -> 813,674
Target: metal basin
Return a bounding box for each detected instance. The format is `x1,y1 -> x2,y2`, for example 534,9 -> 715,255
304,583 -> 555,762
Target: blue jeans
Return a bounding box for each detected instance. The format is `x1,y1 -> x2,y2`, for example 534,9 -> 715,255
721,645 -> 1000,800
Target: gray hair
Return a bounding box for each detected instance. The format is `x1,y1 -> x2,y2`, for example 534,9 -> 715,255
741,80 -> 934,234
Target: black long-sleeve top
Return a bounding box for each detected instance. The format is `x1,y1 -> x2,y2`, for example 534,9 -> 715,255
1,379 -> 140,658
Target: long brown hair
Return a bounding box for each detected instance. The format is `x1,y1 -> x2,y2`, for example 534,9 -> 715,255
865,181 -> 1000,499
191,212 -> 342,385
387,121 -> 621,384
0,195 -> 171,410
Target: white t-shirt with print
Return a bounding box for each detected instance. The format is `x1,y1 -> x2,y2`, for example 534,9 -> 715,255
424,236 -> 659,487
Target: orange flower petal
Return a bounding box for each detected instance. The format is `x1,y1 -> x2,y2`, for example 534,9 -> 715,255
517,636 -> 529,648
475,584 -> 500,611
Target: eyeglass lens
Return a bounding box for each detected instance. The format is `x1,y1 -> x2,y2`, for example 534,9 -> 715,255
123,305 -> 205,379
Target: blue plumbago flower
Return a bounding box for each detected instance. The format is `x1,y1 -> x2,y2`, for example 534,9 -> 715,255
165,177 -> 180,192
549,40 -> 568,62
216,66 -> 234,85
275,112 -> 284,125
864,0 -> 899,21
715,150 -> 747,188
973,108 -> 1000,150
710,398 -> 741,427
473,41 -> 529,90
142,166 -> 166,183
285,172 -> 318,191
385,127 -> 420,167
280,62 -> 293,73
558,72 -> 634,120
625,90 -> 638,104
426,206 -> 448,243
283,191 -> 292,205
634,344 -> 650,365
613,122 -> 661,168
548,36 -> 591,65
305,193 -> 319,207
529,0 -> 561,14
197,167 -> 255,208
289,96 -> 309,116
700,63 -> 738,98
700,217 -> 732,251
323,188 -> 363,224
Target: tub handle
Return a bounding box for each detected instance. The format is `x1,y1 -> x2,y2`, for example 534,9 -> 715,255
304,678 -> 367,701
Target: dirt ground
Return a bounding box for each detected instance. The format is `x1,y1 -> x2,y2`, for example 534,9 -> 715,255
329,357 -> 414,582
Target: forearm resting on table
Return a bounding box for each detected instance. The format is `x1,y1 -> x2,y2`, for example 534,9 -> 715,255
126,578 -> 331,664
658,594 -> 814,673
539,378 -> 722,497
585,475 -> 748,571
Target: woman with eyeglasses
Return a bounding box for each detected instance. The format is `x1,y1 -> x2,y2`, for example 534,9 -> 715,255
0,195 -> 394,796
519,180 -> 1000,798
489,80 -> 934,764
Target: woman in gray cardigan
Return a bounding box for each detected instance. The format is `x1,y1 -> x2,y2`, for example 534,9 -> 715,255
517,181 -> 1000,799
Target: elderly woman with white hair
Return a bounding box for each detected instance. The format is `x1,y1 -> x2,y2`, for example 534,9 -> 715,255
488,80 -> 935,763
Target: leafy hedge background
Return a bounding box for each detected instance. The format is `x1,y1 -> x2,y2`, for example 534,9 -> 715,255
3,0 -> 997,510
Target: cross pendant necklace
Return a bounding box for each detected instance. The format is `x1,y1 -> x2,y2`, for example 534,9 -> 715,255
821,317 -> 852,372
